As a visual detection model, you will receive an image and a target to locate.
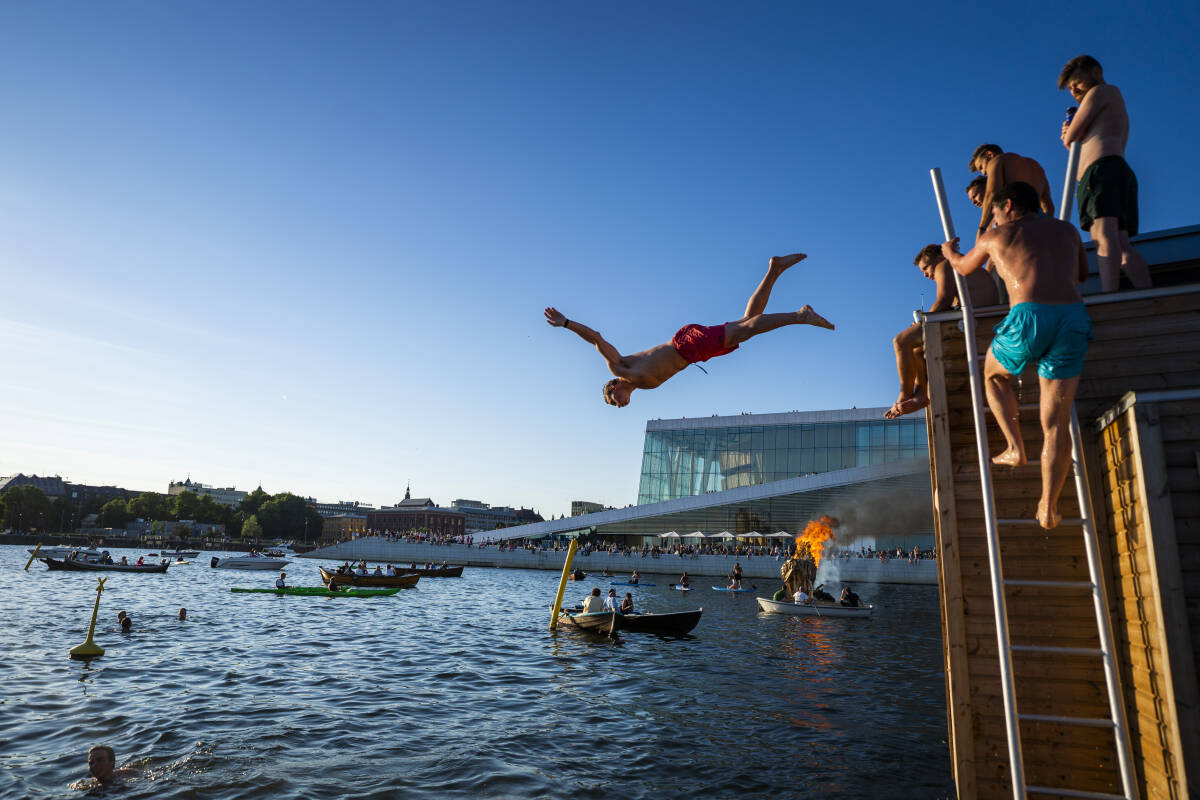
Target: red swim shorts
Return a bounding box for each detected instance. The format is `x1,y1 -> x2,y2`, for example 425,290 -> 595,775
672,323 -> 737,364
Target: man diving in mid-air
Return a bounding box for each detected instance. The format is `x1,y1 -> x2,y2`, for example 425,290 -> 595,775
545,253 -> 834,407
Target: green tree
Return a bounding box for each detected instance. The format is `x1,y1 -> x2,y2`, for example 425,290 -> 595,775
172,490 -> 200,521
1,485 -> 52,531
99,498 -> 133,529
241,514 -> 263,540
195,494 -> 222,524
50,497 -> 75,532
257,493 -> 306,539
128,492 -> 171,521
303,507 -> 324,542
239,486 -> 271,516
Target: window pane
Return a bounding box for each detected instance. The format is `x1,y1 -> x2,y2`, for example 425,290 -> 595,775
814,425 -> 828,447
801,426 -> 814,448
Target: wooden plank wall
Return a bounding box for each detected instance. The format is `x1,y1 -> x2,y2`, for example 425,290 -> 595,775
923,285 -> 1200,799
1096,403 -> 1193,798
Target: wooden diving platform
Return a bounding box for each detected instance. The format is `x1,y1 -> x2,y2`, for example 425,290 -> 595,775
921,230 -> 1200,800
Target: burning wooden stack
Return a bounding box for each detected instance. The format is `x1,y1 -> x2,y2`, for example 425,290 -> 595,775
780,515 -> 837,596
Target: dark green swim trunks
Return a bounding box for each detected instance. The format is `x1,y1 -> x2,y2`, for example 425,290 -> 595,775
1077,155 -> 1139,235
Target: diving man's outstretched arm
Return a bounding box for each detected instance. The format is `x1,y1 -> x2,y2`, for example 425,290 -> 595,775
544,307 -> 629,374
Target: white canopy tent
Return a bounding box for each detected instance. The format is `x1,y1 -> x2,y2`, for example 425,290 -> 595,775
682,531 -> 706,538
711,531 -> 735,540
660,531 -> 681,539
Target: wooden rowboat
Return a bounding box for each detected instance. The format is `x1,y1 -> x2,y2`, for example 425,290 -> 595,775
557,610 -> 622,636
620,608 -> 703,635
318,566 -> 420,588
43,557 -> 169,574
755,597 -> 873,617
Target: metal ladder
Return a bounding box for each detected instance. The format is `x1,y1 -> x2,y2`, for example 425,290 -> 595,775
929,155 -> 1138,800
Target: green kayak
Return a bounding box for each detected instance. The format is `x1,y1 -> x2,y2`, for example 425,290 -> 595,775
230,587 -> 401,598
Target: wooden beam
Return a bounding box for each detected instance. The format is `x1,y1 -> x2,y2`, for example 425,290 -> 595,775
1130,402 -> 1200,798
923,318 -> 977,798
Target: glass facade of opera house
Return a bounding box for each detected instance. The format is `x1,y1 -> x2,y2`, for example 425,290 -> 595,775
638,414 -> 928,504
491,408 -> 936,553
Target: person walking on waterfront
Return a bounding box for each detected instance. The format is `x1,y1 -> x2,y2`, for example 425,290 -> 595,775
941,182 -> 1091,529
1059,54 -> 1151,292
545,253 -> 833,407
86,745 -> 136,785
885,244 -> 998,419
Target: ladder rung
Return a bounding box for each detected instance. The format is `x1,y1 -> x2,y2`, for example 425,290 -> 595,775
997,517 -> 1084,526
984,403 -> 1041,413
1020,713 -> 1114,728
1004,579 -> 1094,589
1012,645 -> 1104,656
1025,786 -> 1127,800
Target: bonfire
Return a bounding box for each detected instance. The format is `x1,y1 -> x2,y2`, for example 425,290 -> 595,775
779,515 -> 839,598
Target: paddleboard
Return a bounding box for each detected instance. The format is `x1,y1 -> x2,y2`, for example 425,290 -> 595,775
670,585 -> 692,591
711,586 -> 757,593
610,581 -> 655,587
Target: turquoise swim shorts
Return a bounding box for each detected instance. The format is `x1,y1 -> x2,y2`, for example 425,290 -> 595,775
990,302 -> 1093,380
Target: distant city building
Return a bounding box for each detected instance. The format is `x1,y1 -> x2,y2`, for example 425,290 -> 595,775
571,500 -> 609,517
366,486 -> 465,537
451,499 -> 519,532
168,478 -> 247,508
514,507 -> 544,525
0,474 -> 68,499
305,499 -> 377,518
322,513 -> 367,539
125,520 -> 226,538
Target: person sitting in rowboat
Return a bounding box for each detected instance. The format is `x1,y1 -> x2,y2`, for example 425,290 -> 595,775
373,565 -> 383,575
355,563 -> 367,576
629,570 -> 640,585
603,589 -> 619,612
275,572 -> 287,589
385,564 -> 397,576
119,556 -> 128,566
793,587 -> 811,604
336,562 -> 349,575
581,587 -> 605,613
136,556 -> 144,566
840,586 -> 861,607
620,593 -> 634,614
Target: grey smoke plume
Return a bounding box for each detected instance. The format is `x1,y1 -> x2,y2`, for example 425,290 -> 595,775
811,485 -> 932,587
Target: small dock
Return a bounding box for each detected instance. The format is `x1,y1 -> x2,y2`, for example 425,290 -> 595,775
922,228 -> 1200,799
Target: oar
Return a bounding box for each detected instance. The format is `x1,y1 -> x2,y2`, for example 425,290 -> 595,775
24,543 -> 43,571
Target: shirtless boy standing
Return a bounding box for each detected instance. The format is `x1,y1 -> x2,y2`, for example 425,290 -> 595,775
545,253 -> 833,407
969,144 -> 1056,237
942,182 -> 1091,529
885,244 -> 998,419
1059,54 -> 1151,292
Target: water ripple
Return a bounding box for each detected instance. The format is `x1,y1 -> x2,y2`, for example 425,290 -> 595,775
1,545 -> 953,798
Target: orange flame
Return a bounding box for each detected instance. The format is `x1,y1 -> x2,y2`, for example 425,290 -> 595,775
794,515 -> 838,567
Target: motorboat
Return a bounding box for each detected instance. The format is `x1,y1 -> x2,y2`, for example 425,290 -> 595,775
210,553 -> 291,570
755,597 -> 873,618
28,545 -> 99,559
162,548 -> 200,558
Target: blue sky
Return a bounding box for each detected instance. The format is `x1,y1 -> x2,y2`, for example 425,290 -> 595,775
1,1 -> 1197,517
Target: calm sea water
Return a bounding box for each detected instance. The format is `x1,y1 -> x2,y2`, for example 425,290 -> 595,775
0,545 -> 954,799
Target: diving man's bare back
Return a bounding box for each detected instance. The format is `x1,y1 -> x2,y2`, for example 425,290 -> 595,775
546,253 -> 834,407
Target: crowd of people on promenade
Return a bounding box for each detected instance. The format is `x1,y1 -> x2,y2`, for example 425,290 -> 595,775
331,530 -> 935,563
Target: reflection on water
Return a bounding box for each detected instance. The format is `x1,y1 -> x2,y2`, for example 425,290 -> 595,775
1,546 -> 953,799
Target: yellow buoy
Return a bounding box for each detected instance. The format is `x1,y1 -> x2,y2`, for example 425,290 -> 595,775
69,577 -> 107,659
24,543 -> 43,571
548,539 -> 578,631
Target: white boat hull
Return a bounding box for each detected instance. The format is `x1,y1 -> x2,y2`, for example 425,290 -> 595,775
211,556 -> 291,570
756,597 -> 873,617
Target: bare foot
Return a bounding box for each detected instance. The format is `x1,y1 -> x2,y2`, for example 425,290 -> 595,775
991,448 -> 1027,467
891,394 -> 929,417
798,305 -> 834,330
769,253 -> 807,273
1036,498 -> 1062,530
883,399 -> 905,419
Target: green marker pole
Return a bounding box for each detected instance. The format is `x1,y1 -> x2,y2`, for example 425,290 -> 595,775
69,577 -> 106,659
